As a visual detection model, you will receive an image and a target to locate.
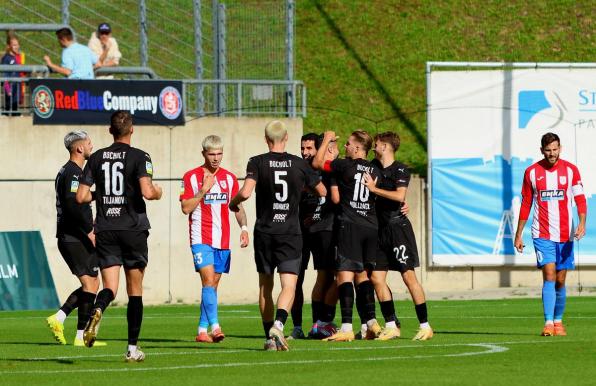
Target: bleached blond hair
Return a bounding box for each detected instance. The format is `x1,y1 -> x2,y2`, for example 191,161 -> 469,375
202,135 -> 223,151
264,120 -> 287,143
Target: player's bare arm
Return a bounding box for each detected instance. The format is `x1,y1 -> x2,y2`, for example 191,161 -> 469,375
75,183 -> 93,204
235,204 -> 249,248
331,185 -> 340,204
514,219 -> 527,253
229,178 -> 256,212
314,181 -> 326,197
363,172 -> 406,202
312,131 -> 337,170
139,176 -> 162,200
180,173 -> 216,214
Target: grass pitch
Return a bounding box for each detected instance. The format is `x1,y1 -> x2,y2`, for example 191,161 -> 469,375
1,297 -> 596,385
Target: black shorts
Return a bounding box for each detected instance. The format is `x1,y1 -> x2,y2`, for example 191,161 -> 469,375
57,237 -> 99,277
254,231 -> 301,275
336,221 -> 377,272
96,230 -> 149,269
303,230 -> 336,271
375,219 -> 419,272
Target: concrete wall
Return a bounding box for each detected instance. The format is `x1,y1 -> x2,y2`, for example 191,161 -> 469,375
1,115 -> 594,305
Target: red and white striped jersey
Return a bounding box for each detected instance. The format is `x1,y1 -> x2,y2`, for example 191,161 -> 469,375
180,167 -> 239,249
519,158 -> 586,242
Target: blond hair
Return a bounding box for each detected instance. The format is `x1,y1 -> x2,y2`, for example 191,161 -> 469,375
202,135 -> 223,151
264,120 -> 287,143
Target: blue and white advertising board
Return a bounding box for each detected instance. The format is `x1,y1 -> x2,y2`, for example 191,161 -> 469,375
428,65 -> 596,266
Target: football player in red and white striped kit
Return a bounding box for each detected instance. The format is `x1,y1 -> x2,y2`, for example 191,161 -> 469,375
180,135 -> 249,343
514,132 -> 587,337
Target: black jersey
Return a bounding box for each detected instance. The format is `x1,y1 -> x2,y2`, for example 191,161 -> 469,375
81,142 -> 153,232
299,170 -> 336,233
246,151 -> 320,235
330,158 -> 380,229
55,160 -> 94,240
372,159 -> 410,225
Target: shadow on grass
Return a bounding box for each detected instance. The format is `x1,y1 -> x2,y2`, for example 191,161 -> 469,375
0,358 -> 75,364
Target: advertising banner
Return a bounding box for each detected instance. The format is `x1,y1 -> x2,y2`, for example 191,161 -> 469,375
30,79 -> 184,125
0,231 -> 60,310
429,68 -> 596,266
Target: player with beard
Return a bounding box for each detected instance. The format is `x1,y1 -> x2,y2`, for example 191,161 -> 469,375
363,131 -> 432,341
287,133 -> 340,340
76,111 -> 162,362
514,132 -> 586,336
47,131 -> 106,347
312,130 -> 382,342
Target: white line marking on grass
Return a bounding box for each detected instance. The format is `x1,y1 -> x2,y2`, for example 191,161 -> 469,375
6,339 -> 581,364
2,343 -> 508,375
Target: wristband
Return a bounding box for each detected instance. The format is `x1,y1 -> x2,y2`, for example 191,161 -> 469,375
241,225 -> 248,232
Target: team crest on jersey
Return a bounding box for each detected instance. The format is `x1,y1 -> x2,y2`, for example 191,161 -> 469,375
180,180 -> 185,195
70,180 -> 79,193
559,176 -> 567,185
159,86 -> 182,120
31,85 -> 54,118
219,180 -> 227,190
540,189 -> 564,201
145,161 -> 153,175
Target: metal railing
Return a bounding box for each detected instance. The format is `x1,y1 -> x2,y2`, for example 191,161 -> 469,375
0,77 -> 306,118
95,66 -> 157,79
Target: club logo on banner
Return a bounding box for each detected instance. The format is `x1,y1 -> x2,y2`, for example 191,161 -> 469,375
159,86 -> 182,120
31,85 -> 55,119
29,79 -> 185,125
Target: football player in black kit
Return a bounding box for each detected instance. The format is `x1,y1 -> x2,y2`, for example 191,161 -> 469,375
364,132 -> 433,341
47,130 -> 105,347
229,120 -> 325,351
76,111 -> 163,361
312,130 -> 383,342
288,133 -> 339,340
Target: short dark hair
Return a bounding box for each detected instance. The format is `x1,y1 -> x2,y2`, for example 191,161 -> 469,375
301,132 -> 319,149
351,130 -> 373,154
541,132 -> 560,148
109,111 -> 133,139
375,131 -> 400,152
55,28 -> 73,41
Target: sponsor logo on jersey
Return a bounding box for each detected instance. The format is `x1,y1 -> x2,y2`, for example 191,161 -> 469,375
106,207 -> 122,216
146,161 -> 153,175
159,86 -> 182,120
559,176 -> 567,185
70,180 -> 79,193
540,189 -> 564,201
204,192 -> 228,205
32,85 -> 55,118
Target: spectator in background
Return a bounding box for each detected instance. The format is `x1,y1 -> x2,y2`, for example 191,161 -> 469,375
2,31 -> 25,116
88,23 -> 122,79
44,28 -> 97,79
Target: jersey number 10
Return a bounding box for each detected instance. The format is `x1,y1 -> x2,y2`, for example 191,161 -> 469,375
353,172 -> 370,202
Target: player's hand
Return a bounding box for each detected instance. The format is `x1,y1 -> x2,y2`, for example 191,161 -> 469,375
574,224 -> 586,240
514,236 -> 524,253
401,201 -> 409,216
201,173 -> 215,194
153,183 -> 163,200
43,55 -> 51,65
363,172 -> 377,192
240,230 -> 249,248
323,130 -> 337,143
87,231 -> 96,247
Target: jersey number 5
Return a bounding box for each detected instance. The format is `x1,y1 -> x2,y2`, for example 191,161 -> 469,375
274,170 -> 288,202
101,161 -> 124,196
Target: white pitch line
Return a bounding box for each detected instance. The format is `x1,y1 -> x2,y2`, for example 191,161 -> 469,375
1,343 -> 509,375
7,338 -> 584,362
